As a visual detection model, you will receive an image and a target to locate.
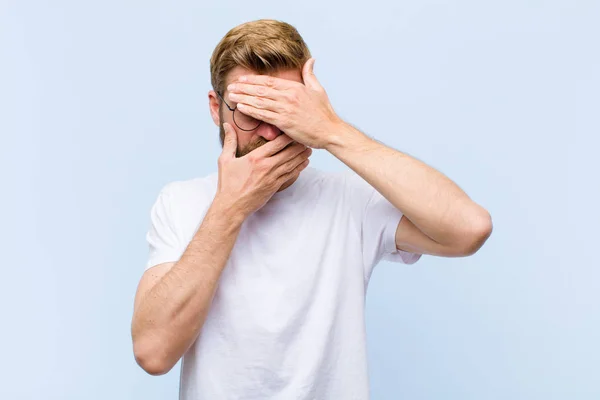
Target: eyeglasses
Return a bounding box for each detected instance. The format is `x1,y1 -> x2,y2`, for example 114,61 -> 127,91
216,91 -> 263,131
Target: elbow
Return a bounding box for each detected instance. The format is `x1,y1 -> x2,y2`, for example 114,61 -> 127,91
133,337 -> 175,376
446,210 -> 493,257
460,211 -> 493,256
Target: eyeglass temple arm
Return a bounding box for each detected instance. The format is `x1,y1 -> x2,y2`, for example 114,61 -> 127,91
216,91 -> 235,111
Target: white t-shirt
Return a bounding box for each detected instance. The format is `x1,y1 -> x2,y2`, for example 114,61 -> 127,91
145,167 -> 421,400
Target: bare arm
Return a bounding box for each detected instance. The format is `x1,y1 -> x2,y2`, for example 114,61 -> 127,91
131,124 -> 311,375
225,64 -> 492,257
326,123 -> 492,256
131,198 -> 244,375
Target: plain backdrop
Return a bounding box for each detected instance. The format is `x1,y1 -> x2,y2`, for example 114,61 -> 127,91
1,1 -> 598,399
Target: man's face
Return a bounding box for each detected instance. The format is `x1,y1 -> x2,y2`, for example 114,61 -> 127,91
209,67 -> 303,157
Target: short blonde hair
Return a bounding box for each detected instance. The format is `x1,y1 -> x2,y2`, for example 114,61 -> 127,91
210,19 -> 311,95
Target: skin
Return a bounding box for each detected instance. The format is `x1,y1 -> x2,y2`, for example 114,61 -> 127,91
226,58 -> 493,256
131,58 -> 493,376
210,67 -> 310,192
131,69 -> 312,376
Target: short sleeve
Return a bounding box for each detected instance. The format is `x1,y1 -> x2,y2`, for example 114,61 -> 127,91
145,186 -> 185,270
344,172 -> 422,275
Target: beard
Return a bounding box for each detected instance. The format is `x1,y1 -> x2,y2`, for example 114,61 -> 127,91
219,105 -> 269,157
238,135 -> 269,157
219,122 -> 291,158
219,122 -> 268,157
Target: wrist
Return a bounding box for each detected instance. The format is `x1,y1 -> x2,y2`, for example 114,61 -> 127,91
210,195 -> 249,227
324,121 -> 369,154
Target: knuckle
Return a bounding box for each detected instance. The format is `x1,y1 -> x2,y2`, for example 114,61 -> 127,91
266,77 -> 275,87
256,158 -> 270,173
289,92 -> 300,104
247,154 -> 258,164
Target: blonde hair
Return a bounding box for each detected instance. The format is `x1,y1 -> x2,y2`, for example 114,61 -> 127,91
210,19 -> 311,95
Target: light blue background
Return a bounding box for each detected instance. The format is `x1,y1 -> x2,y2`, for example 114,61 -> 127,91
1,1 -> 598,399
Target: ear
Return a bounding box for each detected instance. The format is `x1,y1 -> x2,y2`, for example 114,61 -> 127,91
208,90 -> 221,126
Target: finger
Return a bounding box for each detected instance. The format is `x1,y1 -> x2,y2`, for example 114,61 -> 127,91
302,58 -> 322,90
221,123 -> 237,158
233,75 -> 297,90
271,147 -> 311,181
274,160 -> 310,190
228,93 -> 282,112
236,103 -> 278,125
227,83 -> 282,101
269,142 -> 311,167
274,151 -> 310,180
248,134 -> 294,158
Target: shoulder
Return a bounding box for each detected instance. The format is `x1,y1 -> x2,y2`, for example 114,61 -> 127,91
303,167 -> 350,188
295,167 -> 347,200
301,167 -> 374,213
158,172 -> 218,207
302,167 -> 373,195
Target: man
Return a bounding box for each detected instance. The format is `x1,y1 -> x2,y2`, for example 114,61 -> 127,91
131,19 -> 492,400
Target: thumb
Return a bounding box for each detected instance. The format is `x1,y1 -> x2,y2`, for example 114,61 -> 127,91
221,123 -> 238,158
302,58 -> 321,90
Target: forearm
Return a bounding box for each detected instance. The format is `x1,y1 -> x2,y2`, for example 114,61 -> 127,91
132,197 -> 246,372
325,122 -> 491,247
